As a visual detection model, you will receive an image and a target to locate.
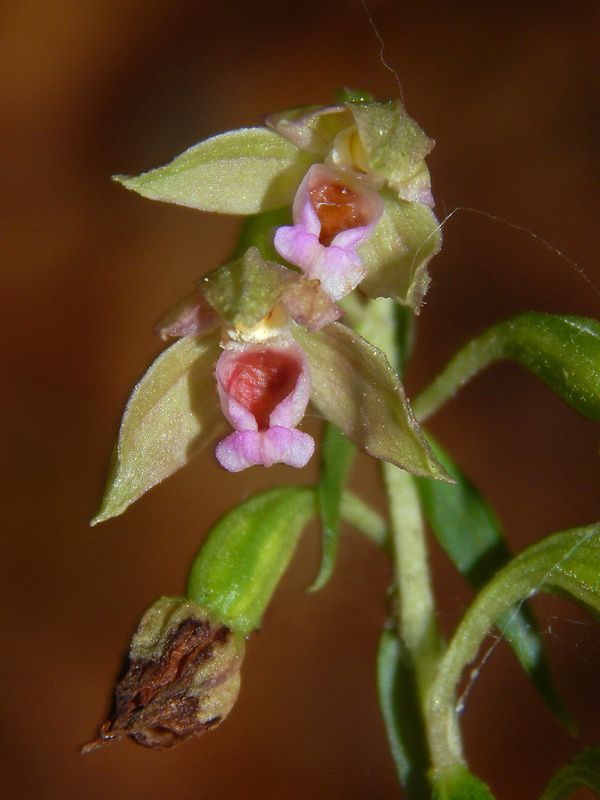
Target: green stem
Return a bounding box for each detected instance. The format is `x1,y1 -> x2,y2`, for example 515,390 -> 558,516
351,297 -> 447,752
383,462 -> 444,701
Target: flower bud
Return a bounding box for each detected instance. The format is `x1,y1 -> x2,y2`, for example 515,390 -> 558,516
83,596 -> 245,751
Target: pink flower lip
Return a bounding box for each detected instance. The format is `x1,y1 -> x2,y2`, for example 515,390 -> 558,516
274,164 -> 383,301
215,341 -> 313,470
215,428 -> 314,472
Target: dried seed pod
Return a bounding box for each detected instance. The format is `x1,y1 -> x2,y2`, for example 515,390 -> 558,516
83,597 -> 245,751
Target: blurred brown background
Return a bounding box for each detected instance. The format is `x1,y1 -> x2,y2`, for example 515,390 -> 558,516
1,1 -> 599,798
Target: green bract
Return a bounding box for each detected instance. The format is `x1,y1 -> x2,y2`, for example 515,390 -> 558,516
187,487 -> 316,635
312,423 -> 356,591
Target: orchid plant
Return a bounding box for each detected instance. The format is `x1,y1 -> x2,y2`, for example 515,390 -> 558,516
85,89 -> 600,799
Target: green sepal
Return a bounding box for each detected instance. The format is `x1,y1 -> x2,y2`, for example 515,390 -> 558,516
359,189 -> 442,312
414,313 -> 600,422
427,523 -> 600,769
114,128 -> 316,214
200,247 -> 298,328
377,629 -> 432,800
91,332 -> 223,524
431,765 -> 495,800
539,747 -> 600,800
416,436 -> 573,730
310,423 -> 356,591
347,99 -> 434,204
293,321 -> 451,482
187,487 -> 317,636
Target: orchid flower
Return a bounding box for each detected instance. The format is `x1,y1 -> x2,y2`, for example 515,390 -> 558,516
92,247 -> 448,523
115,91 -> 442,313
273,163 -> 384,300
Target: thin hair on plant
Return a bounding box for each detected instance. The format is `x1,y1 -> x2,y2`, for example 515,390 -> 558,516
360,0 -> 404,103
422,205 -> 600,304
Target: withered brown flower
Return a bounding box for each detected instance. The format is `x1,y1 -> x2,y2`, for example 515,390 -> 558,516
83,597 -> 245,751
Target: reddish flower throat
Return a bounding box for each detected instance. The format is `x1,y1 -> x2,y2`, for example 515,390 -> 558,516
309,181 -> 365,247
226,350 -> 302,429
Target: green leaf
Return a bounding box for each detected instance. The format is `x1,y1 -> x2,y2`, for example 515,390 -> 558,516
539,747 -> 600,800
91,332 -> 223,524
187,487 -> 316,636
431,765 -> 495,800
377,629 -> 432,800
414,313 -> 600,422
293,321 -> 451,482
415,436 -> 573,730
114,128 -> 316,215
359,189 -> 442,312
310,423 -> 356,591
427,523 -> 600,770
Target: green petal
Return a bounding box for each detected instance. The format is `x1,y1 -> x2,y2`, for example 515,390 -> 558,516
416,436 -> 573,731
293,322 -> 451,481
539,747 -> 600,800
187,487 -> 316,636
201,247 -> 298,328
265,104 -> 352,156
359,189 -> 442,311
414,313 -> 600,422
114,128 -> 316,214
91,332 -> 223,524
431,766 -> 496,800
348,100 -> 435,204
427,523 -> 600,770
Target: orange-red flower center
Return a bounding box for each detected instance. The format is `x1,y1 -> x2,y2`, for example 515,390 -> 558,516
309,181 -> 365,247
225,349 -> 302,430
